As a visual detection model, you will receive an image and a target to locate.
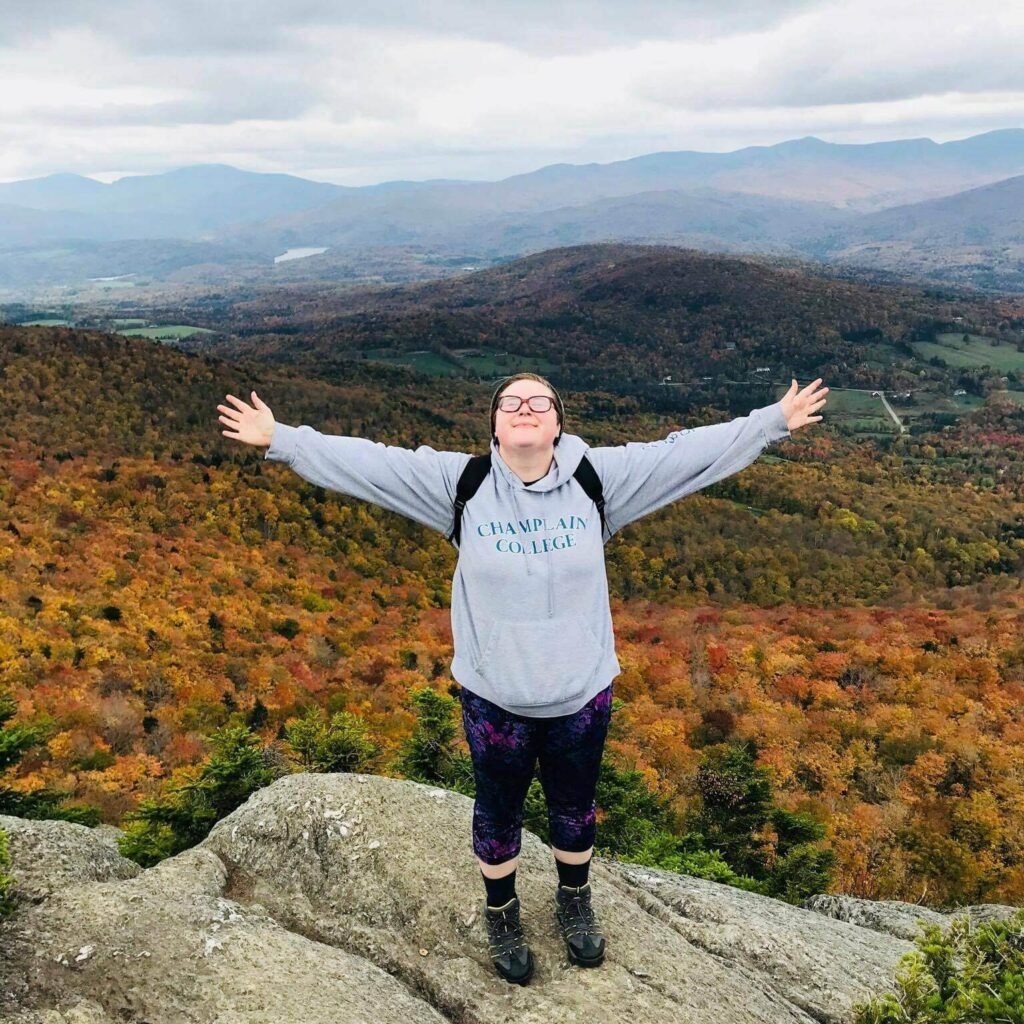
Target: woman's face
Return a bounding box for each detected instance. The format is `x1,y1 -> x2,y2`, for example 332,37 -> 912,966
494,380 -> 561,453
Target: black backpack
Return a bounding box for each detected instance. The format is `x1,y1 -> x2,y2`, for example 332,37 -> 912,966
448,453 -> 606,546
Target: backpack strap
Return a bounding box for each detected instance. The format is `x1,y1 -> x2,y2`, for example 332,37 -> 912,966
572,455 -> 608,540
449,453 -> 492,546
449,452 -> 608,546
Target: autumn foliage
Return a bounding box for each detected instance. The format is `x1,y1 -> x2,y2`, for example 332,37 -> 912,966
2,272 -> 1024,911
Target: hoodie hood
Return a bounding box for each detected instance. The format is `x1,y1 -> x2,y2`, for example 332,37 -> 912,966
488,432 -> 591,616
488,432 -> 589,491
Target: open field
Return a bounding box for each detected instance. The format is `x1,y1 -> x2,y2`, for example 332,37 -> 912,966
361,346 -> 557,378
890,391 -> 985,414
116,325 -> 215,340
771,385 -> 896,433
993,388 -> 1024,406
913,333 -> 1024,373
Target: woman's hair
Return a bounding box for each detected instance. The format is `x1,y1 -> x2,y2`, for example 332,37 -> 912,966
490,371 -> 565,446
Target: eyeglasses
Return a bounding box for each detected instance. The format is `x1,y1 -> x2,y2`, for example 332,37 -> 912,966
497,395 -> 555,414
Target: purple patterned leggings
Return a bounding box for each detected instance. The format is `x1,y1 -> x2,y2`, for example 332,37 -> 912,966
459,684 -> 613,865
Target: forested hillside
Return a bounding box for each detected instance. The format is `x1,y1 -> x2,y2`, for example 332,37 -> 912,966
2,251 -> 1024,908
108,244 -> 1021,402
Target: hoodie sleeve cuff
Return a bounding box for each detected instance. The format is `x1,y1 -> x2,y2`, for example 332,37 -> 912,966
264,422 -> 300,464
759,402 -> 791,446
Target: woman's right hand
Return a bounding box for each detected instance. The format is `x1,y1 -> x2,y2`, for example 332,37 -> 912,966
217,391 -> 276,448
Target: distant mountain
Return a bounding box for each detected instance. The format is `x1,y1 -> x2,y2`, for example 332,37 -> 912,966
486,130 -> 1024,211
0,164 -> 342,239
836,173 -> 1024,246
0,172 -> 109,210
3,130 -> 1024,296
0,202 -> 101,244
0,202 -> 159,246
6,129 -> 1024,234
385,187 -> 854,257
220,184 -> 852,256
219,129 -> 1024,252
815,174 -> 1024,291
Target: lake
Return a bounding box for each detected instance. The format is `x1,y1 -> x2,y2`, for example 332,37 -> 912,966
274,247 -> 329,264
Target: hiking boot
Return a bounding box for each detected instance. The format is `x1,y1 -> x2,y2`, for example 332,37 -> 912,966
483,896 -> 534,985
555,882 -> 606,967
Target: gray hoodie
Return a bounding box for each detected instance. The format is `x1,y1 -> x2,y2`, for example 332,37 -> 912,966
264,400 -> 791,717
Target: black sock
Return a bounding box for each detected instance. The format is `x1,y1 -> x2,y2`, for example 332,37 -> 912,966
556,855 -> 591,890
482,868 -> 517,908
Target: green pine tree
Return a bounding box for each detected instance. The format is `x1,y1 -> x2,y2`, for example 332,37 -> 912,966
283,706 -> 380,773
693,740 -> 775,877
392,687 -> 474,794
690,740 -> 834,902
118,723 -> 287,867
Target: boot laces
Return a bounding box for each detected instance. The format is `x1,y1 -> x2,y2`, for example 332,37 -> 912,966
559,886 -> 599,938
486,902 -> 526,958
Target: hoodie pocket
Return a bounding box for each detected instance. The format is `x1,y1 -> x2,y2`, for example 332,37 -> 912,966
474,616 -> 604,708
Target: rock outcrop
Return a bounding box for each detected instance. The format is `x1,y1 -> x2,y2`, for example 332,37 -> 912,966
0,818 -> 137,907
0,774 -> 1019,1024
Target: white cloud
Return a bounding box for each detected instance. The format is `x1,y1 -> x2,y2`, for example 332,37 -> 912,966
0,0 -> 1022,185
0,1 -> 816,55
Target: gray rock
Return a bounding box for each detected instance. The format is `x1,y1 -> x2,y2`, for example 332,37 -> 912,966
200,773 -> 818,1023
803,893 -> 1023,941
606,862 -> 915,1024
0,997 -> 116,1023
197,774 -> 864,1024
90,825 -> 124,844
0,844 -> 448,1024
0,815 -> 138,905
0,773 -> 1017,1024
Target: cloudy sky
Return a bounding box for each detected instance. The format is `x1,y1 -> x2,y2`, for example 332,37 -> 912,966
2,0 -> 1023,186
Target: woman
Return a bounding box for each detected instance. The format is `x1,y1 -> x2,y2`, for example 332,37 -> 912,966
216,371 -> 827,985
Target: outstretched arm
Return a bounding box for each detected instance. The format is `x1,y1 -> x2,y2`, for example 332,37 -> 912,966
217,391 -> 471,536
586,379 -> 827,536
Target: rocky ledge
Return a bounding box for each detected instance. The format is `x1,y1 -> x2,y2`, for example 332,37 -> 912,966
1,773 -> 1019,1023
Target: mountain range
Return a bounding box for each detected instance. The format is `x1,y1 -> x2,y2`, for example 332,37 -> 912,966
3,129 -> 1024,297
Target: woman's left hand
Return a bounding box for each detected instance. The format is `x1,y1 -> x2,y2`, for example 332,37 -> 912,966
779,378 -> 828,432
